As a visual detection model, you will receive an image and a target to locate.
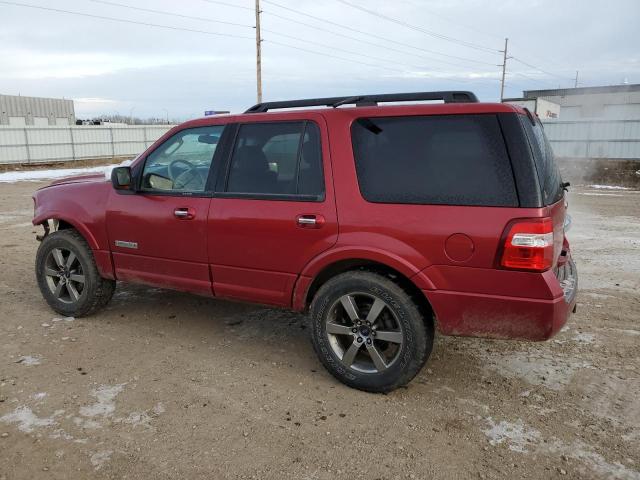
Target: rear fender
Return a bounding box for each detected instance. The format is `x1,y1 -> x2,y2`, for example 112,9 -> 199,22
292,246 -> 436,310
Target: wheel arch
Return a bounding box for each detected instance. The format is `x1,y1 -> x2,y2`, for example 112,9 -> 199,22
33,214 -> 100,250
296,254 -> 436,326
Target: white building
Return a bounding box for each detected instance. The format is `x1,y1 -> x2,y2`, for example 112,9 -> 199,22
522,84 -> 640,121
0,94 -> 76,126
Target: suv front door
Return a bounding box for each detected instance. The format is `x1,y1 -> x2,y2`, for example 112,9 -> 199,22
106,125 -> 226,296
208,116 -> 338,306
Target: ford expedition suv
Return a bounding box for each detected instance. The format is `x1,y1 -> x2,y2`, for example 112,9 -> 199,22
32,91 -> 577,392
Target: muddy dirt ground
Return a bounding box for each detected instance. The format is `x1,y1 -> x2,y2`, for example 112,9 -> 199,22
0,180 -> 638,480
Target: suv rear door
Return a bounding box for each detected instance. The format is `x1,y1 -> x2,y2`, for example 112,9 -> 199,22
208,114 -> 338,306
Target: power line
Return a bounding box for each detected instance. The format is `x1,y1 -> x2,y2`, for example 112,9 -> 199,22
0,0 -> 497,87
88,0 -> 487,71
335,0 -> 500,54
260,0 -> 496,66
511,56 -> 573,83
403,1 -> 502,41
87,0 -> 254,28
262,9 -> 493,70
80,0 -> 495,77
261,28 -> 494,77
199,0 -> 253,11
0,0 -> 254,39
510,70 -> 559,87
266,39 -> 501,87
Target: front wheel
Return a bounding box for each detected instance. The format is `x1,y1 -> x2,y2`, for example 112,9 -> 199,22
35,229 -> 115,317
310,271 -> 433,393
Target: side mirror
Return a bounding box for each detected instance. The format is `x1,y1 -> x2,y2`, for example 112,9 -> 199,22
111,166 -> 133,190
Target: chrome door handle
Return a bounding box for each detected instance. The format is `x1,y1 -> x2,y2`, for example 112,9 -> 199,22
174,207 -> 195,220
297,217 -> 317,226
296,214 -> 325,228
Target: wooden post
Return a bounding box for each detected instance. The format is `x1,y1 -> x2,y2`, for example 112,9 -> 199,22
500,38 -> 508,102
255,0 -> 263,103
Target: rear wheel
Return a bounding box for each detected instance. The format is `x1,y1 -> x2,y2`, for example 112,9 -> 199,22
35,229 -> 115,317
310,271 -> 433,392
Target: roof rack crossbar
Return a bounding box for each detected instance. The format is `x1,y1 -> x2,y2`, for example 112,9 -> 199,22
244,91 -> 478,113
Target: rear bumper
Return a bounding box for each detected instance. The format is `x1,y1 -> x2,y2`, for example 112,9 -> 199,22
425,258 -> 578,341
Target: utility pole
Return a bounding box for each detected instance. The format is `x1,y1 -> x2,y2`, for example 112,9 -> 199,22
255,0 -> 262,104
499,37 -> 508,102
574,71 -> 579,88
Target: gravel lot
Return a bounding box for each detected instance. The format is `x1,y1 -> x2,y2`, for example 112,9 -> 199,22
0,179 -> 639,480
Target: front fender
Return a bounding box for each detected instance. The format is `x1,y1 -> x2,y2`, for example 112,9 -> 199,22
32,182 -> 111,251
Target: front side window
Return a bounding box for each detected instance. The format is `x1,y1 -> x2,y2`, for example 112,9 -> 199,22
226,121 -> 324,198
141,125 -> 224,193
351,114 -> 518,206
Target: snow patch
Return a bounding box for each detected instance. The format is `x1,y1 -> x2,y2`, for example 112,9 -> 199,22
0,165 -> 115,183
0,406 -> 60,432
481,351 -> 591,390
576,192 -> 624,197
589,184 -> 632,190
15,355 -> 41,366
483,418 -> 540,452
52,316 -> 75,322
482,418 -> 640,479
79,384 -> 125,418
572,332 -> 596,344
73,417 -> 102,429
90,450 -> 113,470
121,411 -> 152,428
31,392 -> 48,400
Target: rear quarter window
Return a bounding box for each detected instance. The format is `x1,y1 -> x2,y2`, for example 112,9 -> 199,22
520,116 -> 563,205
351,114 -> 518,207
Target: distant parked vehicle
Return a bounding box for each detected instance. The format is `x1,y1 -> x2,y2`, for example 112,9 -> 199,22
32,91 -> 577,392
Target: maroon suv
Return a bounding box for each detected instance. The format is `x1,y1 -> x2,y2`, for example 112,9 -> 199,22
32,92 -> 577,392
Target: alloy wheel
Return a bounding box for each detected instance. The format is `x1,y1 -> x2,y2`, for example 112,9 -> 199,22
43,247 -> 85,304
325,292 -> 404,373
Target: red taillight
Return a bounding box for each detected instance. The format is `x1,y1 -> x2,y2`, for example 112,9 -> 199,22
500,218 -> 554,272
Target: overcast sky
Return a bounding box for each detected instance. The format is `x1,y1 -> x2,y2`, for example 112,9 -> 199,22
1,0 -> 638,120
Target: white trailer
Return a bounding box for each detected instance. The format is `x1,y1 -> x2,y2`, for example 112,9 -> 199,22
503,98 -> 560,120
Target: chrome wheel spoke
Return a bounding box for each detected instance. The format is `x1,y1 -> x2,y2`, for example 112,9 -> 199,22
375,330 -> 403,344
326,322 -> 353,336
44,267 -> 59,277
65,252 -> 77,269
54,280 -> 65,299
52,249 -> 65,268
339,294 -> 360,322
366,343 -> 388,372
366,297 -> 386,325
69,273 -> 85,284
341,340 -> 362,367
67,282 -> 80,301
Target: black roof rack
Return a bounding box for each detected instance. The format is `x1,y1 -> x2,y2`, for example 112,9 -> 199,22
244,91 -> 478,113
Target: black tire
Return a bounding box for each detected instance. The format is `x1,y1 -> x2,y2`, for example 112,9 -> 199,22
35,229 -> 115,317
310,271 -> 433,393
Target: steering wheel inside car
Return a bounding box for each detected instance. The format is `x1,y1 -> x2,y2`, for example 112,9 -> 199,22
167,159 -> 206,191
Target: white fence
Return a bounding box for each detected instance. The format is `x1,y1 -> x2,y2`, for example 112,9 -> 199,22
542,119 -> 640,160
0,125 -> 174,165
2,120 -> 639,165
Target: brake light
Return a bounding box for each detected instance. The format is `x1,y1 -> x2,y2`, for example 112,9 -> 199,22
500,218 -> 554,272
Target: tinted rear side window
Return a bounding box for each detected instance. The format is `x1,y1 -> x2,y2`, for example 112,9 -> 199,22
226,121 -> 324,198
351,115 -> 518,206
520,117 -> 563,205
